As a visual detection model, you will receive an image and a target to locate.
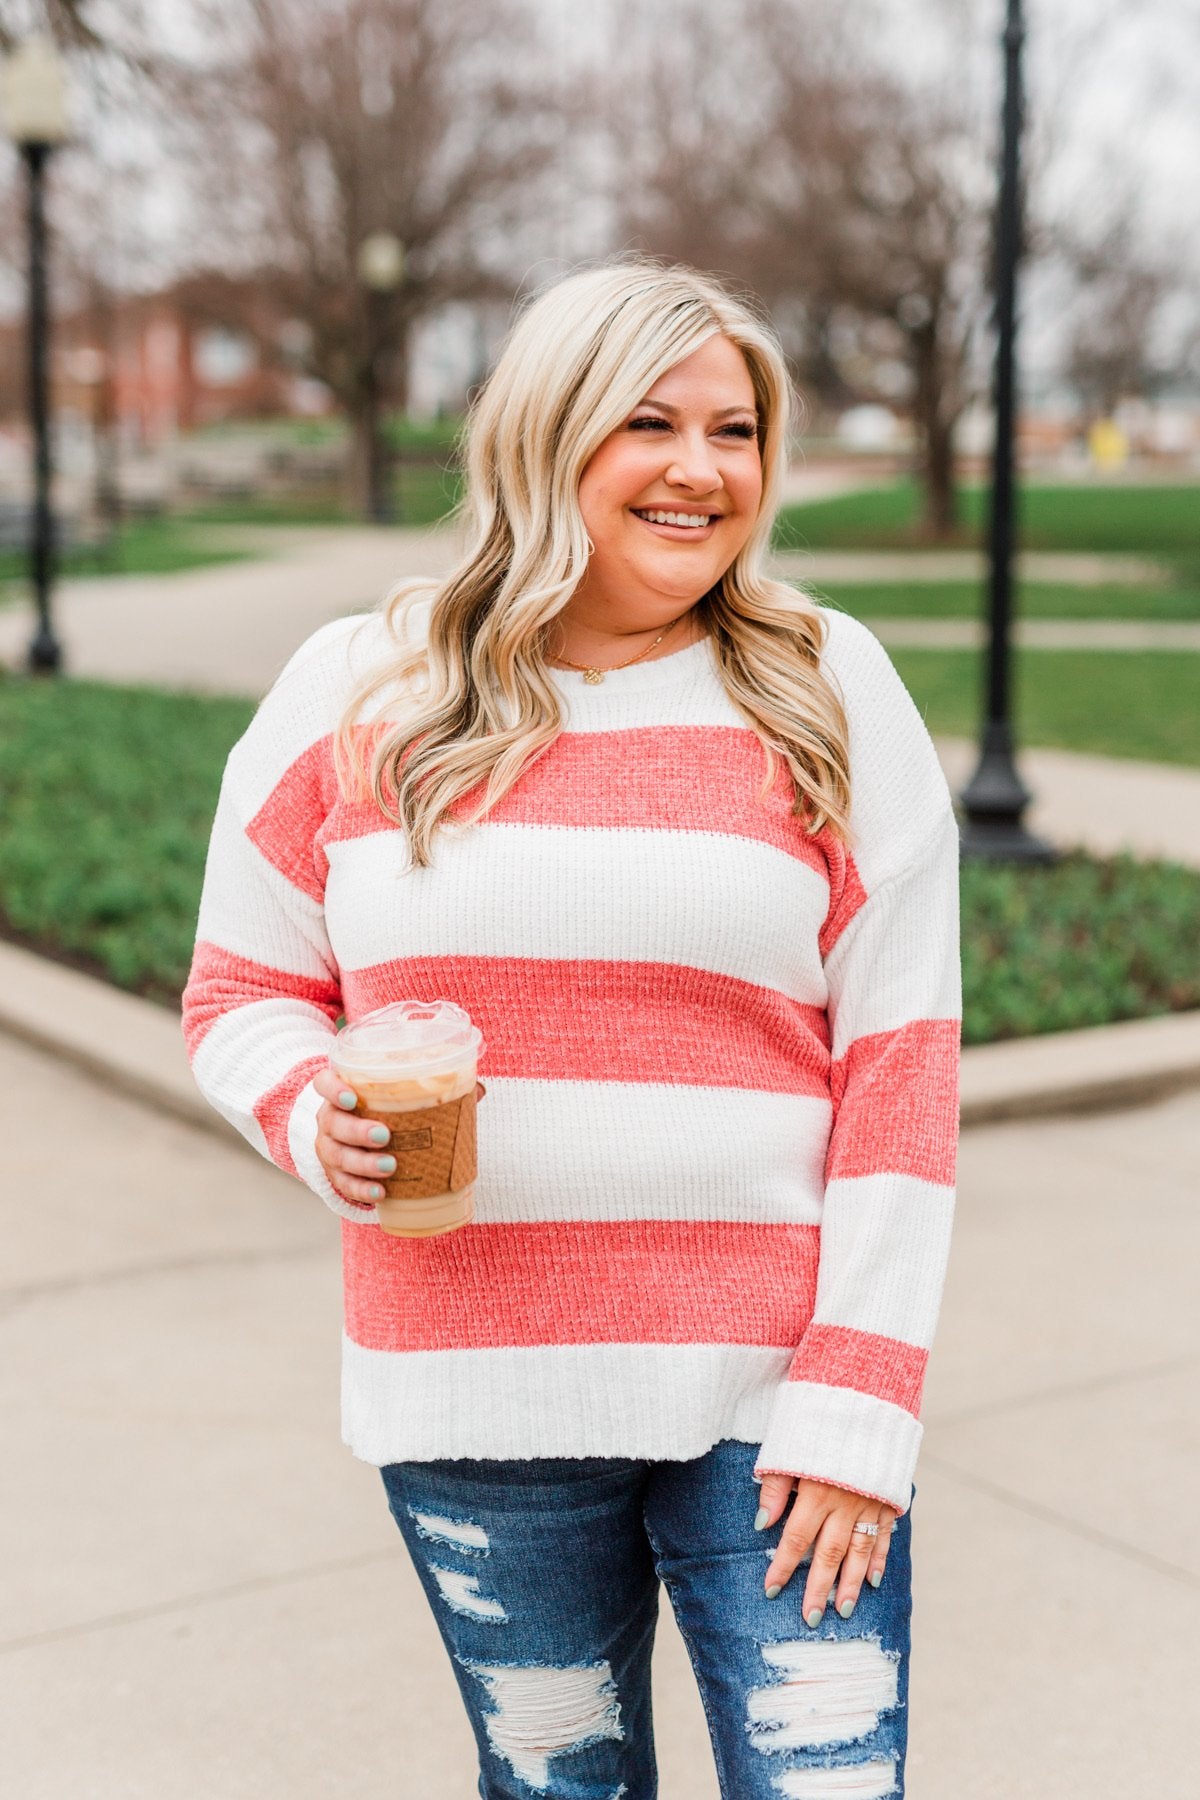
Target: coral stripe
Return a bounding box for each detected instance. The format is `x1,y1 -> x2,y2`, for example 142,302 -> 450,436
182,941 -> 343,1055
453,727 -> 824,860
827,1018 -> 960,1184
818,835 -> 868,958
343,1219 -> 821,1352
245,736 -> 340,902
341,955 -> 831,1093
253,1055 -> 330,1177
247,726 -> 866,916
787,1323 -> 928,1416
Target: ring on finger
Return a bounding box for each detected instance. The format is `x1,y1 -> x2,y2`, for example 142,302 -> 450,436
851,1521 -> 880,1538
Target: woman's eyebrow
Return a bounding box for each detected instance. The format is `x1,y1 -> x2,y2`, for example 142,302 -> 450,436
634,400 -> 757,419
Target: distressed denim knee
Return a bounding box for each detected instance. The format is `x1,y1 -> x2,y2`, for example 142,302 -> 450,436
381,1456 -> 659,1798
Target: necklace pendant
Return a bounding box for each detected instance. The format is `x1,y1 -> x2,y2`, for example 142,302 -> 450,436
583,666 -> 605,685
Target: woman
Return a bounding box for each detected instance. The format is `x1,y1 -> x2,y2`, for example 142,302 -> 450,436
183,259 -> 960,1799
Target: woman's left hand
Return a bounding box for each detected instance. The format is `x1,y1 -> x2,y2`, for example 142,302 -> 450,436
755,1474 -> 897,1625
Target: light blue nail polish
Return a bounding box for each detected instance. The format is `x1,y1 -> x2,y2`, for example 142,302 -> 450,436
838,1599 -> 855,1619
869,1570 -> 883,1589
753,1507 -> 769,1531
376,1155 -> 396,1174
805,1608 -> 823,1629
368,1124 -> 390,1145
337,1090 -> 357,1109
765,1583 -> 782,1599
369,1184 -> 384,1200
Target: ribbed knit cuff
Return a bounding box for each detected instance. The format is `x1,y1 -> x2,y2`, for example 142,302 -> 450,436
753,1379 -> 921,1515
287,1079 -> 378,1225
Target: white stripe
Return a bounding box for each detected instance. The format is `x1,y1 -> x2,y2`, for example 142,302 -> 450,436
327,823 -> 829,999
341,1338 -> 790,1465
195,796 -> 334,976
824,811 -> 961,1054
820,609 -> 957,892
471,1080 -> 830,1223
754,1380 -> 921,1515
812,1173 -> 955,1346
191,999 -> 334,1140
548,655 -> 748,732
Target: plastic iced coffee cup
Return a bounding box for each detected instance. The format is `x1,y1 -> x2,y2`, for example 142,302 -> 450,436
330,999 -> 485,1238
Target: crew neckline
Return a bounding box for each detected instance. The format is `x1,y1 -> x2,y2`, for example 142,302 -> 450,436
545,632 -> 715,696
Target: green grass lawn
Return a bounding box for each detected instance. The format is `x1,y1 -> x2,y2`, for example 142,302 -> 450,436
889,648 -> 1200,767
774,479 -> 1200,562
0,674 -> 254,1005
1,672 -> 1197,1041
810,579 -> 1200,621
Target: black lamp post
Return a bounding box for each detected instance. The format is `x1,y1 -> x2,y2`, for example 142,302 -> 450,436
1,36 -> 71,676
356,231 -> 406,526
958,0 -> 1055,862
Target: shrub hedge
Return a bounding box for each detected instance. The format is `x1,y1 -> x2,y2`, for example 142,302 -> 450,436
2,673 -> 1196,1041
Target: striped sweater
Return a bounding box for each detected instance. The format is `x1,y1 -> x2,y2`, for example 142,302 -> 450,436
182,604 -> 961,1513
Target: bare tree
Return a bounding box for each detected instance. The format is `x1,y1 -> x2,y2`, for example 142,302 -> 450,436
169,0 -> 559,517
609,0 -> 994,537
1058,194 -> 1182,422
761,53 -> 991,536
0,1 -> 107,53
0,1 -> 170,82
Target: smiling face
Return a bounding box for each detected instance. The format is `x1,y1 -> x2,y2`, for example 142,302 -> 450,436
565,334 -> 764,644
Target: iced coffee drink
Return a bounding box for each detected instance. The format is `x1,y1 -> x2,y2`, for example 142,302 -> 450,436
330,999 -> 485,1238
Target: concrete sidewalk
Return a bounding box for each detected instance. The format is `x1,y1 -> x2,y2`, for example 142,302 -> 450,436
1,1028 -> 1194,1798
0,523 -> 463,696
0,521 -> 1178,697
865,618 -> 1200,651
935,737 -> 1200,871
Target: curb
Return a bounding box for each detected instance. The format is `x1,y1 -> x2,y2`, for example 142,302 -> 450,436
0,939 -> 242,1148
2,937 -> 1198,1144
958,1010 -> 1200,1124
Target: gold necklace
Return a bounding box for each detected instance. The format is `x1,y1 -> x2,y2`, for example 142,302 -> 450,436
552,610 -> 693,684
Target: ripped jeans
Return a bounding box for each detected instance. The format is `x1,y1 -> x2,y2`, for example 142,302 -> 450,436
380,1439 -> 911,1799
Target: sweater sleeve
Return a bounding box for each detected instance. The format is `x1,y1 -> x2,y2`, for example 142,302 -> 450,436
754,612 -> 962,1513
180,616 -> 379,1224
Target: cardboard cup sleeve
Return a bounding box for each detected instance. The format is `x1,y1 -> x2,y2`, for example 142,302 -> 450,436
358,1081 -> 486,1201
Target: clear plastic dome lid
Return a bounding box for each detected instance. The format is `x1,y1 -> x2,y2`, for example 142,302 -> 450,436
332,999 -> 483,1076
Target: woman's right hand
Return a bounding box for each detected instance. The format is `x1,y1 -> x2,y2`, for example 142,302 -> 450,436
311,1064 -> 396,1211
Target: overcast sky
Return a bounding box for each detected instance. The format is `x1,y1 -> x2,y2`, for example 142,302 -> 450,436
1,0 -> 1196,378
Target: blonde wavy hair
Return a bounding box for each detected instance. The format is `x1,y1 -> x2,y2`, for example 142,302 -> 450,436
335,257 -> 852,865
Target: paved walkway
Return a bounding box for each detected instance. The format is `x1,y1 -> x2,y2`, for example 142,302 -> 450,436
0,524 -> 462,696
0,1028 -> 1193,1798
773,549 -> 1171,586
937,737 -> 1200,869
0,523 -> 1181,696
866,618 -> 1200,651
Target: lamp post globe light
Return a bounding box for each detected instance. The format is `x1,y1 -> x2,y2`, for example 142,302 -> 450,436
958,0 -> 1055,862
356,231 -> 405,525
1,35 -> 70,675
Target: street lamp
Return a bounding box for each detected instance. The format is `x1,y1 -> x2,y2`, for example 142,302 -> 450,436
958,0 -> 1055,861
356,231 -> 405,525
1,35 -> 71,675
